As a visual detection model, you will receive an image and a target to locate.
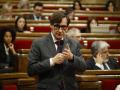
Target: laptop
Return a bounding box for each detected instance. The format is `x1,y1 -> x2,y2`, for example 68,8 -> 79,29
91,24 -> 110,33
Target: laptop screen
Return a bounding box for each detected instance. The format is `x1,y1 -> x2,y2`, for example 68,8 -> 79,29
91,24 -> 110,33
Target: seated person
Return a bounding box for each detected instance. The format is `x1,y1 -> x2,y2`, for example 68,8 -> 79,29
83,17 -> 98,33
105,0 -> 115,12
72,0 -> 83,11
0,27 -> 17,72
67,27 -> 81,42
25,2 -> 45,20
0,2 -> 13,20
14,16 -> 28,32
65,7 -> 75,20
86,41 -> 120,70
18,0 -> 30,9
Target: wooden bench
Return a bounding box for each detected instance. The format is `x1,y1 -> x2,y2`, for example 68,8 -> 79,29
16,32 -> 120,38
0,20 -> 119,33
14,36 -> 120,49
0,20 -> 119,28
4,12 -> 120,21
0,73 -> 36,90
76,74 -> 120,90
16,52 -> 120,90
0,0 -> 107,11
16,53 -> 120,73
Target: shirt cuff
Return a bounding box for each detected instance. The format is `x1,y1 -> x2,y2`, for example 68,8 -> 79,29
50,58 -> 55,66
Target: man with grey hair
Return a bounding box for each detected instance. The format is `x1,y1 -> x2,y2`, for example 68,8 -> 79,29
67,27 -> 81,42
86,41 -> 120,70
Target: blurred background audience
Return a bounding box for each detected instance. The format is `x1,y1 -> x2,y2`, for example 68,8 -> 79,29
25,2 -> 44,20
72,0 -> 83,11
105,0 -> 115,12
0,2 -> 13,20
18,0 -> 30,9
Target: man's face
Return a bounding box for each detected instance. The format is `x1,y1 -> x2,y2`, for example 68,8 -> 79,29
51,17 -> 68,40
4,32 -> 12,45
100,47 -> 109,62
34,6 -> 43,16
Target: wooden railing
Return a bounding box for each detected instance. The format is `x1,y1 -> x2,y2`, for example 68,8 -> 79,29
17,52 -> 120,90
16,32 -> 120,38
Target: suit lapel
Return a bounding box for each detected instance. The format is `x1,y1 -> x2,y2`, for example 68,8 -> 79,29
63,38 -> 70,51
107,60 -> 113,69
45,34 -> 57,56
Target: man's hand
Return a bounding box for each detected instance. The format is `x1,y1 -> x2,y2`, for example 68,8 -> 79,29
95,52 -> 104,64
52,53 -> 65,64
62,48 -> 73,61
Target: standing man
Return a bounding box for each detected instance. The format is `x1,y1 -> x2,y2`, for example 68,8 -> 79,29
27,11 -> 86,90
25,2 -> 44,20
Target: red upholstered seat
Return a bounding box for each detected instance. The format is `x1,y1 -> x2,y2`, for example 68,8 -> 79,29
29,26 -> 51,32
14,39 -> 120,50
102,79 -> 120,90
2,85 -> 17,90
14,39 -> 33,50
77,16 -> 120,21
89,7 -> 105,11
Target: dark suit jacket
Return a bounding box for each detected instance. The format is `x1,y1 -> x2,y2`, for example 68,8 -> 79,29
0,43 -> 17,72
24,14 -> 45,20
86,57 -> 120,70
28,33 -> 86,90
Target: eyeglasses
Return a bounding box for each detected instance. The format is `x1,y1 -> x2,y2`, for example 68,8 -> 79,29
54,23 -> 68,31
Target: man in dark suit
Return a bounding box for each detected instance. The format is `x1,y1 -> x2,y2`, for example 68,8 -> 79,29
25,2 -> 44,20
86,41 -> 120,70
27,11 -> 86,90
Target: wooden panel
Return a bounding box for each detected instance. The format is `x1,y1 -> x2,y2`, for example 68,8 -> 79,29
76,74 -> 120,90
0,73 -> 36,90
82,70 -> 120,75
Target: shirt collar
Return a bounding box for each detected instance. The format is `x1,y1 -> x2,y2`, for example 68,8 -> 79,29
51,32 -> 64,43
4,43 -> 9,55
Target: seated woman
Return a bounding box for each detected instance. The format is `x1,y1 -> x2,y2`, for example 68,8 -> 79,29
0,27 -> 17,72
105,0 -> 115,12
15,16 -> 28,32
0,2 -> 13,20
85,17 -> 98,33
72,0 -> 83,11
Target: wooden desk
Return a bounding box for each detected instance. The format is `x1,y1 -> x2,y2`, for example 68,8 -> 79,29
0,73 -> 28,79
0,73 -> 36,90
16,32 -> 120,38
76,74 -> 120,90
82,70 -> 120,75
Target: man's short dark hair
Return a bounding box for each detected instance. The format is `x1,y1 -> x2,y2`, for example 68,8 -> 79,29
33,2 -> 43,8
50,11 -> 70,26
